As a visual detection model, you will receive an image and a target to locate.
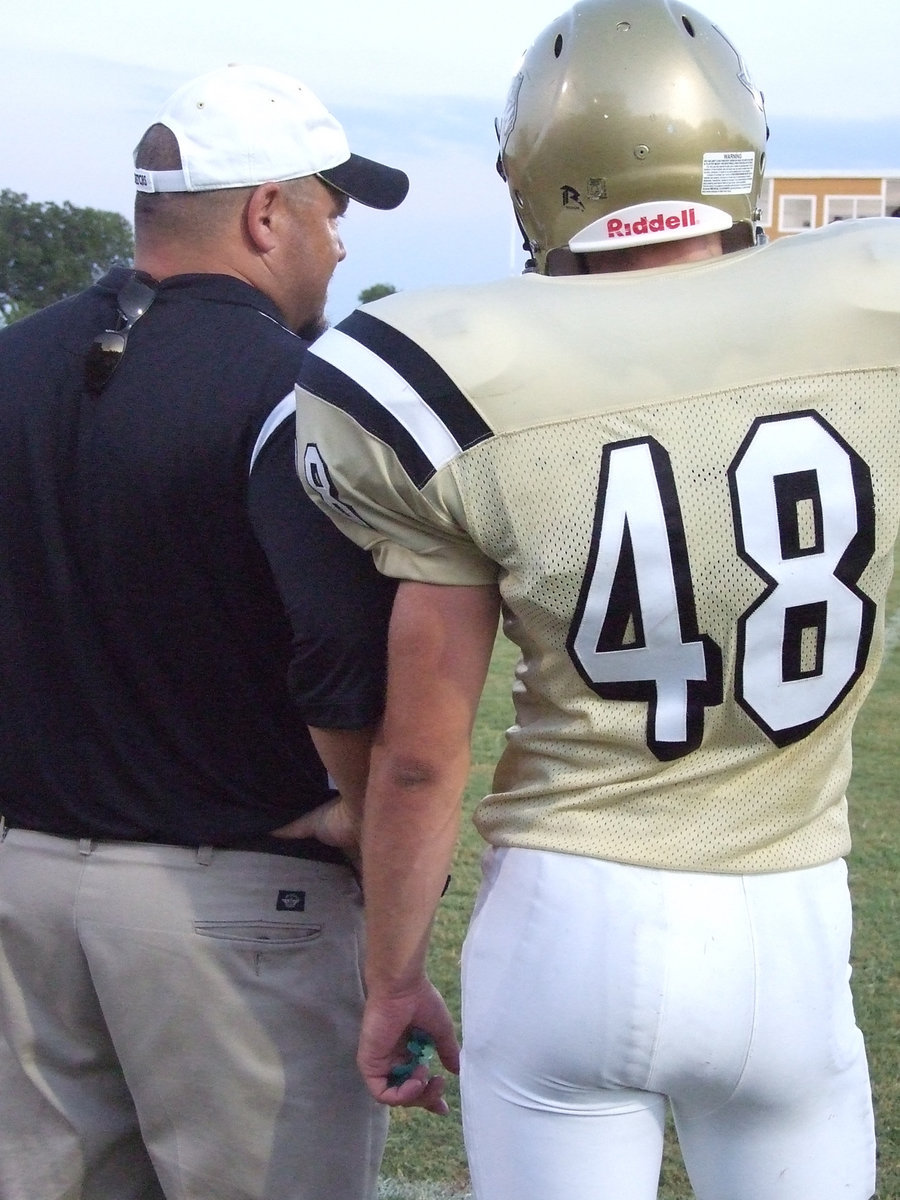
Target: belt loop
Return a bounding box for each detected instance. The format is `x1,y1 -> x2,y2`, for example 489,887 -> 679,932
78,838 -> 96,856
197,845 -> 214,866
0,815 -> 6,842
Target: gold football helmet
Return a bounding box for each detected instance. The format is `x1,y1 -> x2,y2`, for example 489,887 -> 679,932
496,0 -> 769,272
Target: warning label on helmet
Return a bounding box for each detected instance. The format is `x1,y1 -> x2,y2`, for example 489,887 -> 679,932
701,152 -> 755,196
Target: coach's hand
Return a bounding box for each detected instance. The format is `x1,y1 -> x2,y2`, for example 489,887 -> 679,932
358,981 -> 459,1115
270,796 -> 361,862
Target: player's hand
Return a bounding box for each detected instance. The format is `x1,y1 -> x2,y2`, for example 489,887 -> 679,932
358,981 -> 460,1116
270,797 -> 361,862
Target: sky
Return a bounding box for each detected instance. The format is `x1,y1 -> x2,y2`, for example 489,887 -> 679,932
4,0 -> 900,321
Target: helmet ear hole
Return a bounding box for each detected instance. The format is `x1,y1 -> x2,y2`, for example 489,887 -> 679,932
554,34 -> 564,57
682,15 -> 696,36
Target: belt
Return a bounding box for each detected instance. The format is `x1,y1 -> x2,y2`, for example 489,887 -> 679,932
211,833 -> 348,865
0,817 -> 348,867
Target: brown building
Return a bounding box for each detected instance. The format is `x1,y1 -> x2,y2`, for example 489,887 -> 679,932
760,170 -> 900,239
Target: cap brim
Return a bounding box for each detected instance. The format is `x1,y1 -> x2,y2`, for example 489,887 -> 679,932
318,154 -> 409,210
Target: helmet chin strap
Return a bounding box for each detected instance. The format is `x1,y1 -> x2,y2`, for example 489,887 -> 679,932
497,143 -> 537,273
515,210 -> 537,273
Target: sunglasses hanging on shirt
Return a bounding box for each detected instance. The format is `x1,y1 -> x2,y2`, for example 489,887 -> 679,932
84,274 -> 158,396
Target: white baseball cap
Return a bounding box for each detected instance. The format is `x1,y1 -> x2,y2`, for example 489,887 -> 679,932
133,63 -> 409,210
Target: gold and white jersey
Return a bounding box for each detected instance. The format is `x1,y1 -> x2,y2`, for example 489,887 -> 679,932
296,219 -> 900,873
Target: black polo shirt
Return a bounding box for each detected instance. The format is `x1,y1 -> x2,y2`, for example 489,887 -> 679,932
0,268 -> 394,846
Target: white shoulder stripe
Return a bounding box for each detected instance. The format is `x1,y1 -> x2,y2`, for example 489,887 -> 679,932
309,329 -> 463,472
249,392 -> 295,475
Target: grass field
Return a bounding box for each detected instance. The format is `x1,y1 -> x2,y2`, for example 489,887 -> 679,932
378,582 -> 900,1199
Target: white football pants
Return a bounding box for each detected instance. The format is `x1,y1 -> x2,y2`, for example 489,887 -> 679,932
460,848 -> 875,1200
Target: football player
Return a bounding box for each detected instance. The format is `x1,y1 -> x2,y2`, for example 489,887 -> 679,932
295,2 -> 897,1195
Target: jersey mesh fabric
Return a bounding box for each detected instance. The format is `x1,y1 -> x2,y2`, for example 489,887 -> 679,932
452,370 -> 899,871
297,219 -> 900,873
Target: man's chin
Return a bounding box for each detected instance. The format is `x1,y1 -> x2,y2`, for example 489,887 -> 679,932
296,312 -> 331,343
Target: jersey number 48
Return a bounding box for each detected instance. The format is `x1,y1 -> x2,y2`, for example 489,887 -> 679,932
566,411 -> 876,761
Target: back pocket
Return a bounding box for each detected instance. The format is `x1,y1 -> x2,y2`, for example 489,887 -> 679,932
194,920 -> 322,945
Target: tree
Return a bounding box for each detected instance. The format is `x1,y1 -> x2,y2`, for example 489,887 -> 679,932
0,190 -> 134,323
357,283 -> 397,304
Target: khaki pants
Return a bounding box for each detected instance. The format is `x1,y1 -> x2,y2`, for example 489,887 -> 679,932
0,827 -> 388,1200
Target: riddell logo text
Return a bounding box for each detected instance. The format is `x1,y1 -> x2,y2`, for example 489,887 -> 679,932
606,209 -> 697,238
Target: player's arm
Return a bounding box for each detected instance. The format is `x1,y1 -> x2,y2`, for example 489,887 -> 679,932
357,578 -> 500,1114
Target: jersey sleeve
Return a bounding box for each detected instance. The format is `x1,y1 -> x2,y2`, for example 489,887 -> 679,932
247,402 -> 396,729
295,309 -> 500,587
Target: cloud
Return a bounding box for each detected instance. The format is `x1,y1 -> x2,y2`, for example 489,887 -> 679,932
0,49 -> 181,219
767,117 -> 900,171
327,100 -> 900,319
326,99 -> 518,321
3,44 -> 896,326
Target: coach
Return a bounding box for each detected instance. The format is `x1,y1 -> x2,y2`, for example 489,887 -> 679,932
0,64 -> 406,1200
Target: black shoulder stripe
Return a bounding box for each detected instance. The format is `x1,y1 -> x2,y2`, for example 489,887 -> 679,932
339,308 -> 493,451
299,352 -> 436,489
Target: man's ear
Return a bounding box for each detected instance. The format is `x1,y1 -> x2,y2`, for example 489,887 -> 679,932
245,182 -> 282,253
